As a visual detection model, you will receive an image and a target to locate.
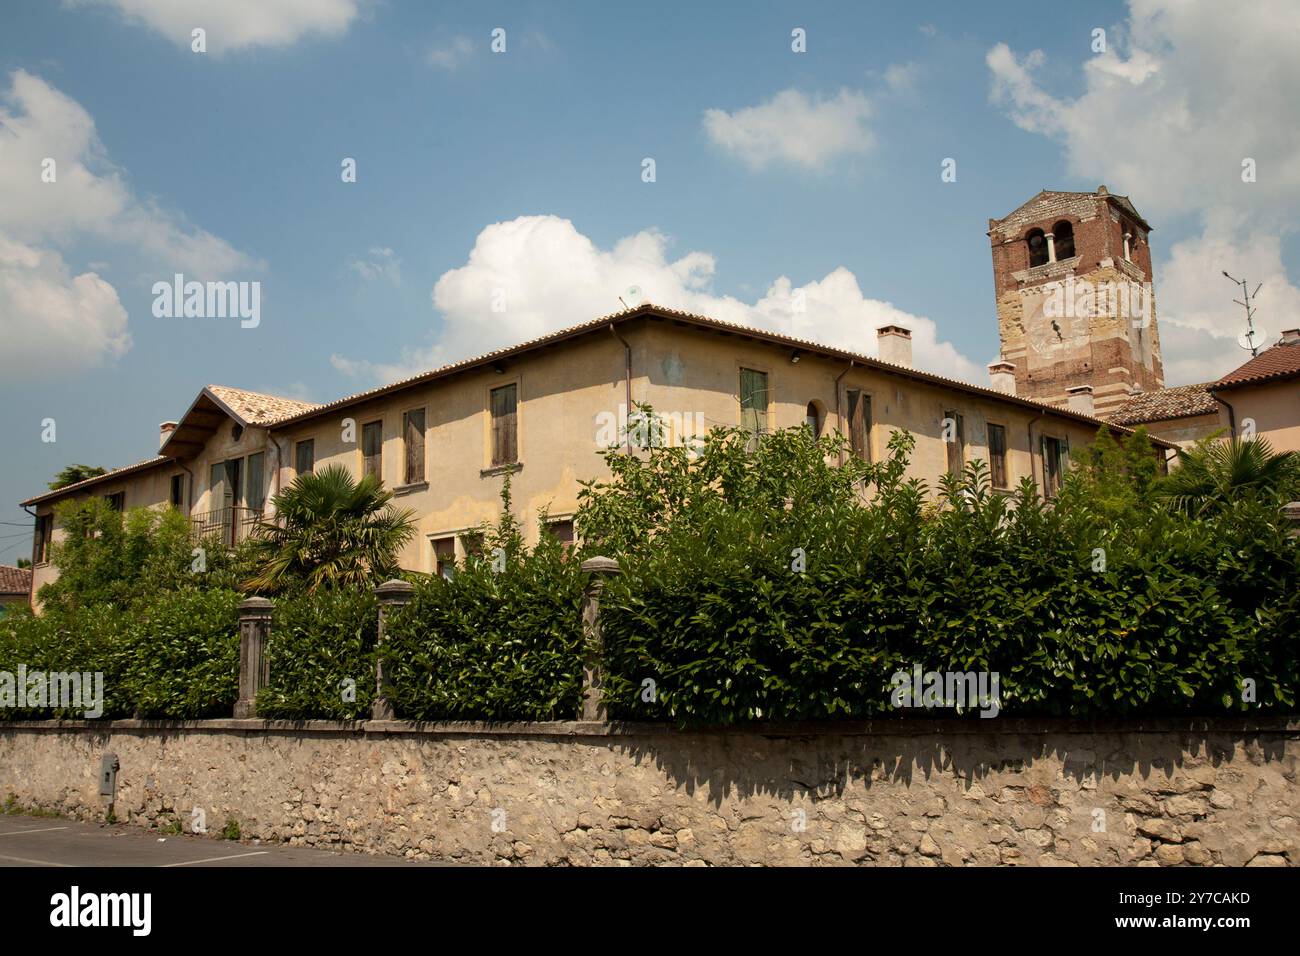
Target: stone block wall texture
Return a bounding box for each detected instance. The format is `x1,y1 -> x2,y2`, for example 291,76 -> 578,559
0,719 -> 1296,866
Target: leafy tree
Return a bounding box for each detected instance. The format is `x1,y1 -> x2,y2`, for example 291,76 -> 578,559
245,464 -> 416,594
15,558 -> 30,569
48,464 -> 107,490
1156,436 -> 1300,515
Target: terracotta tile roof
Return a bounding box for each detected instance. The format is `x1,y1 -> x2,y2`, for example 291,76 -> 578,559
0,564 -> 32,596
1106,382 -> 1219,425
268,302 -> 1175,448
205,385 -> 319,425
1214,340 -> 1300,390
20,303 -> 1179,510
20,456 -> 171,507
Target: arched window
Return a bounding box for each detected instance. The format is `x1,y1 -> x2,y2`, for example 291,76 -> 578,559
1026,228 -> 1048,267
805,401 -> 825,437
1052,221 -> 1075,260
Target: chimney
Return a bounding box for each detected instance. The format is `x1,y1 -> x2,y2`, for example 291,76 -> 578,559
159,421 -> 178,450
1066,384 -> 1095,417
988,361 -> 1017,395
1280,329 -> 1300,345
877,325 -> 912,367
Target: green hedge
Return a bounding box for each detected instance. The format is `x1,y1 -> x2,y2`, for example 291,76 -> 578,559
255,589 -> 378,720
121,589 -> 241,718
584,424 -> 1300,723
381,531 -> 585,721
0,589 -> 240,720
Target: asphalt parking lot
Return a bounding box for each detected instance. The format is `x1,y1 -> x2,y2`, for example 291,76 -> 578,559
0,814 -> 438,866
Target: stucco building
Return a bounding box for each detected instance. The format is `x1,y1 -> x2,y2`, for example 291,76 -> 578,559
20,302 -> 1168,604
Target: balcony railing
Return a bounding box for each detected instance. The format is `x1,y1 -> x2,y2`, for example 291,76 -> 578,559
190,506 -> 264,548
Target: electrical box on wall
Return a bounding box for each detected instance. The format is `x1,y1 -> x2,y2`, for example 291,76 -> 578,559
99,753 -> 119,798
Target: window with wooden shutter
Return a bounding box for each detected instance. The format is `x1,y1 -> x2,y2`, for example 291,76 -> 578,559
944,410 -> 965,475
490,384 -> 518,466
432,536 -> 456,579
362,421 -> 383,479
847,389 -> 871,461
295,439 -> 314,475
404,409 -> 426,484
1041,435 -> 1065,497
740,368 -> 768,450
245,452 -> 265,512
546,519 -> 575,551
170,474 -> 185,509
34,514 -> 53,565
461,532 -> 485,559
988,423 -> 1008,489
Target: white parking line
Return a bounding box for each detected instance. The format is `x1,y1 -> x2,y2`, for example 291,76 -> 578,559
161,850 -> 270,868
0,826 -> 69,837
0,852 -> 73,867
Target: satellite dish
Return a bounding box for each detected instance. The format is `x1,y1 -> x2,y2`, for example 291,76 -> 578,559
625,285 -> 645,305
1238,327 -> 1265,352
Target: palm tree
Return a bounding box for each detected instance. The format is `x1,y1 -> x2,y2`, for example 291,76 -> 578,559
1156,436 -> 1300,515
245,465 -> 416,594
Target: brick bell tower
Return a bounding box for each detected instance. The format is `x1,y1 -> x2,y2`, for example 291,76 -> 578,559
987,187 -> 1164,417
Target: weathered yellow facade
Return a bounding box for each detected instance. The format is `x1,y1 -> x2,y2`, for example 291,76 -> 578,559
22,307 -> 1167,604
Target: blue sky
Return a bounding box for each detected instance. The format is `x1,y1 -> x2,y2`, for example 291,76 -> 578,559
2,0 -> 1297,554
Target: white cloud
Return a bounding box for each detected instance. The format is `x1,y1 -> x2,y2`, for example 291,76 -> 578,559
347,246 -> 401,285
1156,216 -> 1300,382
71,0 -> 360,54
426,36 -> 475,71
882,63 -> 921,95
0,70 -> 257,277
703,89 -> 874,171
0,235 -> 130,379
0,70 -> 258,375
330,215 -> 981,385
986,0 -> 1300,384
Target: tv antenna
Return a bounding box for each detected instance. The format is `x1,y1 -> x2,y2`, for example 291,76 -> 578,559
1224,271 -> 1264,355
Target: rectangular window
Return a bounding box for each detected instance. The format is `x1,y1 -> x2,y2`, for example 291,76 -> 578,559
404,408 -> 426,484
362,421 -> 383,479
988,424 -> 1008,489
847,389 -> 871,461
461,532 -> 485,559
546,519 -> 575,549
432,536 -> 456,579
246,452 -> 266,512
34,514 -> 53,565
295,439 -> 315,476
170,474 -> 185,509
740,368 -> 769,449
944,410 -> 965,475
224,458 -> 242,508
1041,435 -> 1069,497
490,384 -> 518,466
104,492 -> 125,512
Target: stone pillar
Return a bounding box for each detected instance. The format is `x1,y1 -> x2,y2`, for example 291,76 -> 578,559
1045,231 -> 1057,263
373,579 -> 415,720
579,557 -> 621,722
234,597 -> 273,718
1283,502 -> 1300,539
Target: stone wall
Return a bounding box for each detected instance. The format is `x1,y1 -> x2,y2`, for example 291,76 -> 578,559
0,718 -> 1296,866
